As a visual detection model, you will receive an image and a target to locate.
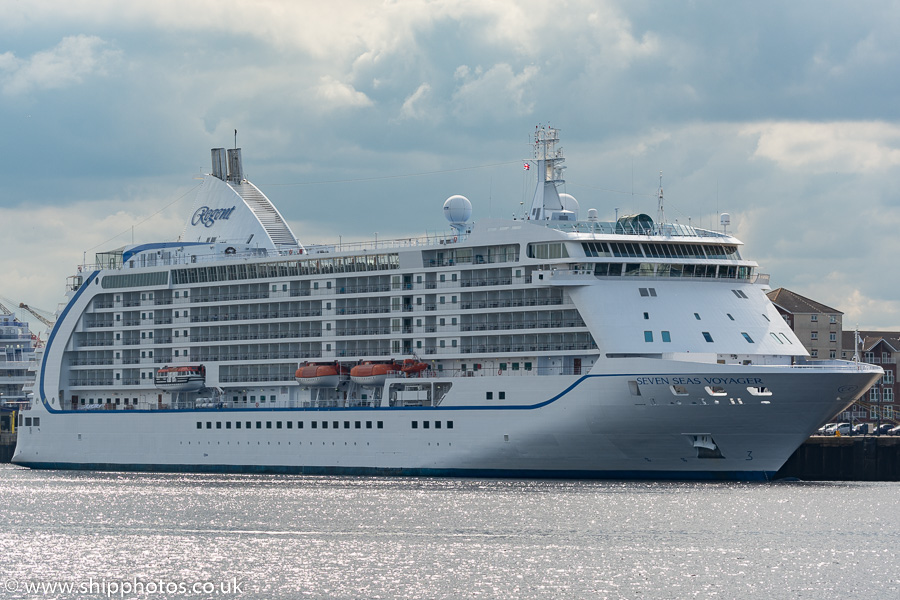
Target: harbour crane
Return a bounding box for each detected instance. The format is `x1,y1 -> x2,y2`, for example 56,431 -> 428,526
16,303 -> 56,329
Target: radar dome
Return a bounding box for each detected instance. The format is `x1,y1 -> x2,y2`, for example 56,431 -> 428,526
559,193 -> 579,218
443,195 -> 472,224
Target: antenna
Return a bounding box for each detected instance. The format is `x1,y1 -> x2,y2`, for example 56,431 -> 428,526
234,129 -> 238,150
656,171 -> 665,227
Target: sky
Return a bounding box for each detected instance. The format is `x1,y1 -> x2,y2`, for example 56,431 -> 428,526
1,0 -> 899,332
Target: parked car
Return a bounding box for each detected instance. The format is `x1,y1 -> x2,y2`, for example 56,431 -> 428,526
888,425 -> 900,436
833,423 -> 851,436
817,423 -> 837,435
873,423 -> 894,435
852,423 -> 869,435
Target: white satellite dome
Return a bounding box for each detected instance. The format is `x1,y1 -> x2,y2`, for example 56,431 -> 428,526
443,195 -> 472,224
559,193 -> 579,219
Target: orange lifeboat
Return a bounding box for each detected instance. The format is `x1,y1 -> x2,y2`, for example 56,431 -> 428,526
295,362 -> 346,388
400,359 -> 428,376
350,361 -> 403,386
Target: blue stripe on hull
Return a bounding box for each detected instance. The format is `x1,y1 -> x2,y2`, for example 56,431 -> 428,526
13,462 -> 776,482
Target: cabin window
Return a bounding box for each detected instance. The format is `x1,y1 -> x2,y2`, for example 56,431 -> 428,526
702,332 -> 714,343
661,331 -> 671,343
377,421 -> 383,429
447,421 -> 454,429
366,421 -> 372,429
742,332 -> 754,343
644,331 -> 653,342
412,421 -> 418,429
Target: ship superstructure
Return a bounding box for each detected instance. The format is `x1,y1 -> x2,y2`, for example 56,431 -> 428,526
13,129 -> 882,479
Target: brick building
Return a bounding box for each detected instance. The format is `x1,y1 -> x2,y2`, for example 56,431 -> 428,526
766,288 -> 842,359
840,331 -> 899,426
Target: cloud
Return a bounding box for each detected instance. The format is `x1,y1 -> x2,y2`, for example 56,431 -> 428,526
0,193 -> 187,325
451,63 -> 539,121
0,35 -> 120,96
399,83 -> 433,121
314,75 -> 374,110
744,121 -> 900,173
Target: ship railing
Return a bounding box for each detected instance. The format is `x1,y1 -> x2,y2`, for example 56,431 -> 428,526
544,220 -> 732,239
299,232 -> 463,256
781,359 -> 884,371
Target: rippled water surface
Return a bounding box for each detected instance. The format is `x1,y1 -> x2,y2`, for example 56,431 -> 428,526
1,464 -> 898,599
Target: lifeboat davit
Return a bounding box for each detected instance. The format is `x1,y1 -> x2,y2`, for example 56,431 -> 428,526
400,359 -> 428,376
350,361 -> 403,386
295,363 -> 346,388
154,365 -> 206,391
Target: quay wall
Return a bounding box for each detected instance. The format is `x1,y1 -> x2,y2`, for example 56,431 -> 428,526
775,436 -> 900,481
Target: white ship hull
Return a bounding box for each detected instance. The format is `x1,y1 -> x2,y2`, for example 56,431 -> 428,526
14,360 -> 880,480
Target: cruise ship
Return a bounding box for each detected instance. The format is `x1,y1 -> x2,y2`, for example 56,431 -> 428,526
0,311 -> 39,409
13,128 -> 883,479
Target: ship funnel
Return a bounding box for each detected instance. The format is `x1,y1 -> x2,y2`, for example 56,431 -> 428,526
211,148 -> 227,180
227,148 -> 243,183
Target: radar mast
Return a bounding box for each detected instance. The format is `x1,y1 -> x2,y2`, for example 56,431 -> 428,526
527,125 -> 566,221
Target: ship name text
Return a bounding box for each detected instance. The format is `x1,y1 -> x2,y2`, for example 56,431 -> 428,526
192,206 -> 236,228
635,376 -> 764,386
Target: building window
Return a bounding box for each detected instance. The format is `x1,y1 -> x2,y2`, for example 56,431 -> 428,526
870,388 -> 879,401
811,332 -> 818,340
811,314 -> 818,322
829,332 -> 836,342
830,315 -> 837,323
884,388 -> 894,403
830,350 -> 836,359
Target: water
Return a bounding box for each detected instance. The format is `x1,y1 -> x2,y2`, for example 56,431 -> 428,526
1,464 -> 898,599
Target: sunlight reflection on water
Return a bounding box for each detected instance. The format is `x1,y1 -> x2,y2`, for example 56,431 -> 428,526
1,466 -> 898,599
